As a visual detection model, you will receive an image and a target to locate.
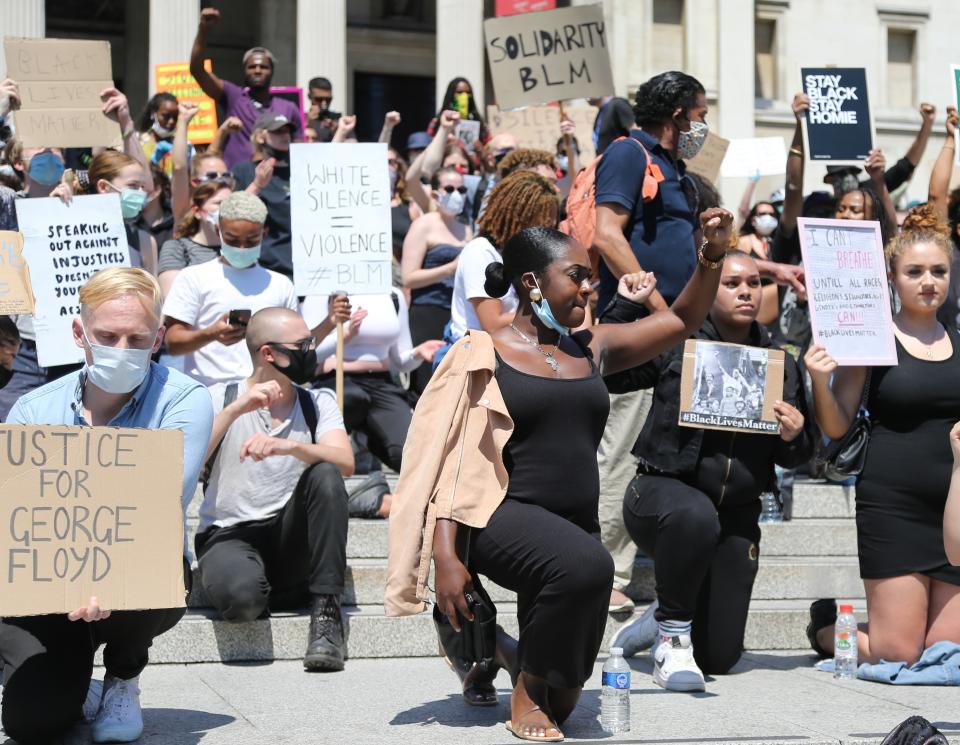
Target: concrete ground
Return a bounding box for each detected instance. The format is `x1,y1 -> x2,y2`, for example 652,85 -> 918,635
6,651 -> 957,745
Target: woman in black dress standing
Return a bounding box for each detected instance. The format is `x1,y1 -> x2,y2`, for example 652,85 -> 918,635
428,208 -> 733,741
805,206 -> 960,664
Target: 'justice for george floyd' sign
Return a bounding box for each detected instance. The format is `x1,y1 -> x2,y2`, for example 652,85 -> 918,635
801,67 -> 874,164
484,4 -> 614,110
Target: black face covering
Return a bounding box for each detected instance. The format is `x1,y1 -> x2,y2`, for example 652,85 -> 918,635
262,144 -> 289,163
0,365 -> 14,389
268,345 -> 317,385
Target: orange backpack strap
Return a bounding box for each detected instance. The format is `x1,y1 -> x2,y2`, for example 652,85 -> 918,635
614,135 -> 663,203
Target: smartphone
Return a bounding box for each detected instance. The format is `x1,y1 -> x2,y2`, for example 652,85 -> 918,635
228,309 -> 251,327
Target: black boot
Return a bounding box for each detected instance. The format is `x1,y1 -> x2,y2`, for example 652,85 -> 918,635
304,595 -> 346,672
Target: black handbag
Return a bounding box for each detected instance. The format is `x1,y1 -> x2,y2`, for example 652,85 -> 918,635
880,716 -> 948,745
817,370 -> 871,482
432,533 -> 497,673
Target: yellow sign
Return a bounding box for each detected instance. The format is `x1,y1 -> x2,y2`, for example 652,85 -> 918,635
154,60 -> 218,145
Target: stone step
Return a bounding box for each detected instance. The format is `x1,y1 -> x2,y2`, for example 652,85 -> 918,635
188,554 -> 865,609
123,598 -> 847,666
791,480 -> 856,519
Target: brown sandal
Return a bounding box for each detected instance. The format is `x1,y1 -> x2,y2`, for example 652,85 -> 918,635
505,706 -> 564,742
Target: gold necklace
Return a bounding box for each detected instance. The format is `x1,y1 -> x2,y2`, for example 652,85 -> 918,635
510,324 -> 561,372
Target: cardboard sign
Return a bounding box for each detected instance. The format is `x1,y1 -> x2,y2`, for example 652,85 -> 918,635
801,67 -> 874,164
154,60 -> 218,145
4,37 -> 120,148
951,65 -> 960,165
679,340 -> 784,435
484,4 -> 614,110
797,217 -> 896,366
720,137 -> 787,179
487,103 -> 598,166
0,425 -> 185,617
15,195 -> 129,367
562,104 -> 598,166
455,120 -> 482,153
289,142 -> 392,296
0,231 -> 36,315
684,132 -> 730,184
496,0 -> 557,16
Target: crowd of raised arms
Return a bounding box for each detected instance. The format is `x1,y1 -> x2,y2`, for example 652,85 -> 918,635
0,7 -> 959,744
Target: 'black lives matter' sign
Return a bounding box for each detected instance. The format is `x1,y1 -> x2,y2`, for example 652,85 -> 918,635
802,68 -> 874,163
484,3 -> 614,110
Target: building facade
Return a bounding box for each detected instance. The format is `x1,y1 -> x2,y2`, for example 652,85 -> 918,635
2,0 -> 956,203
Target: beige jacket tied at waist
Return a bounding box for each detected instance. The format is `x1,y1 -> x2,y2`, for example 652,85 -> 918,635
385,331 -> 514,616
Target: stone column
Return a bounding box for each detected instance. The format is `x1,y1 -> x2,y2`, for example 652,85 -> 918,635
260,0 -> 296,87
716,0 -> 754,141
297,0 -> 347,110
0,0 -> 44,78
435,0 -> 484,109
148,0 -> 200,94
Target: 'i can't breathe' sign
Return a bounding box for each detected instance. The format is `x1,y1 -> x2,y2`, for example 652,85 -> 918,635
801,67 -> 874,164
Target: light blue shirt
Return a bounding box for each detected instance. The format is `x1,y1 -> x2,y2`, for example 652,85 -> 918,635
7,362 -> 214,553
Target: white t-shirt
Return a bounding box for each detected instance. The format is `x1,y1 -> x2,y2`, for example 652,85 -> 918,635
162,259 -> 298,386
200,381 -> 345,530
449,236 -> 518,338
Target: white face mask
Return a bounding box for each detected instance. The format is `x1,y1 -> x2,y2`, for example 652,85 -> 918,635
152,120 -> 175,139
753,213 -> 778,237
437,190 -> 465,216
83,327 -> 154,394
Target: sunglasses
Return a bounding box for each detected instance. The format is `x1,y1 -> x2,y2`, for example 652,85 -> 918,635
195,171 -> 236,187
493,148 -> 515,164
440,185 -> 468,194
310,96 -> 332,106
267,338 -> 316,355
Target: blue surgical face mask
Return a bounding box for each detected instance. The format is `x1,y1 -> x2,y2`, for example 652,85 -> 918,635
28,151 -> 65,185
530,277 -> 570,336
221,239 -> 261,268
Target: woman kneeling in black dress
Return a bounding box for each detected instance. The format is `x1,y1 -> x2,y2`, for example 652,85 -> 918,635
387,209 -> 734,742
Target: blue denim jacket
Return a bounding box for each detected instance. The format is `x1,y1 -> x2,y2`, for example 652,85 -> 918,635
7,362 -> 214,552
857,642 -> 960,685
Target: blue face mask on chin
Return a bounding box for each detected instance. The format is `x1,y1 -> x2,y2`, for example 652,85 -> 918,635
530,278 -> 571,336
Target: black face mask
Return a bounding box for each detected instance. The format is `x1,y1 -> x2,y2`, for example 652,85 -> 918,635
262,144 -> 289,163
268,345 -> 317,385
0,365 -> 14,389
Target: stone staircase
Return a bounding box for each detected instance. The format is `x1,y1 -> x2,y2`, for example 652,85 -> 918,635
125,477 -> 861,664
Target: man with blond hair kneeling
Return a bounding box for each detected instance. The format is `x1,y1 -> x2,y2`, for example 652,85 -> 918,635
0,268 -> 214,744
196,307 -> 354,671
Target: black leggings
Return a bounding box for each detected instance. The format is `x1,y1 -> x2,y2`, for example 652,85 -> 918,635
315,372 -> 411,472
622,474 -> 761,675
469,499 -> 614,689
408,304 -> 449,400
196,463 -> 349,621
0,562 -> 188,744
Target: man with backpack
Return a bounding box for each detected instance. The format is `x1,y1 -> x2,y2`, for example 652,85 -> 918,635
195,307 -> 355,671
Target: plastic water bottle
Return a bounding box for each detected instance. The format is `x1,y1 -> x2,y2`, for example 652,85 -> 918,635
834,603 -> 858,679
600,647 -> 630,733
758,491 -> 783,523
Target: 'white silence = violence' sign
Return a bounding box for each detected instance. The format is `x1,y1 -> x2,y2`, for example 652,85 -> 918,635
289,142 -> 392,296
15,194 -> 129,368
0,425 -> 185,617
798,217 -> 896,366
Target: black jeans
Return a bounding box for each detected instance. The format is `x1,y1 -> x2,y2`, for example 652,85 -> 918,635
623,473 -> 761,675
315,372 -> 411,472
0,561 -> 189,744
469,499 -> 614,689
407,304 -> 449,401
195,462 -> 348,622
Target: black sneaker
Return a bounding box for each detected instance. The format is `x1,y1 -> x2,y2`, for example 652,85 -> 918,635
347,472 -> 389,519
806,598 -> 837,659
304,595 -> 346,672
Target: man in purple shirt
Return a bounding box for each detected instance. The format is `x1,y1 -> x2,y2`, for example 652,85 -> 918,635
190,6 -> 302,168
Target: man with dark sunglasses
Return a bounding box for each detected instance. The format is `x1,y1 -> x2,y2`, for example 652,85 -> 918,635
196,307 -> 354,672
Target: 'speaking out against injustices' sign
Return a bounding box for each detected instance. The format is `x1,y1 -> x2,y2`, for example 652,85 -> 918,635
483,3 -> 614,110
801,67 -> 874,164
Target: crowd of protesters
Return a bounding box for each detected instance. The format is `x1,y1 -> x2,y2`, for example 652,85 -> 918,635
0,7 -> 959,743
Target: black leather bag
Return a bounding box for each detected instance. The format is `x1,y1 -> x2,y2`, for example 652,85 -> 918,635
817,371 -> 871,482
433,576 -> 497,673
880,716 -> 948,745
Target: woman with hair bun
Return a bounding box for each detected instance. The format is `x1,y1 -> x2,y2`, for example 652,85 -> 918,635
387,208 -> 734,742
805,205 -> 960,666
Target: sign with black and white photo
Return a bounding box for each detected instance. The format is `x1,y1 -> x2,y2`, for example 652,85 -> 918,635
801,67 -> 874,164
483,4 -> 614,110
679,340 -> 784,435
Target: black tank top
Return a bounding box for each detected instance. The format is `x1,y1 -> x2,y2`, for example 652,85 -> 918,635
495,341 -> 610,520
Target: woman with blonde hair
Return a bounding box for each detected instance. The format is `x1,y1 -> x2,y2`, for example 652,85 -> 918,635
805,205 -> 960,665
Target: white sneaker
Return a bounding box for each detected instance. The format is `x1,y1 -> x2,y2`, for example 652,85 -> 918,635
83,678 -> 104,722
652,635 -> 706,692
611,600 -> 659,658
91,675 -> 143,743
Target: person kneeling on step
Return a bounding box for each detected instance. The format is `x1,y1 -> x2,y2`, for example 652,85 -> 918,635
607,251 -> 812,691
196,307 -> 355,671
